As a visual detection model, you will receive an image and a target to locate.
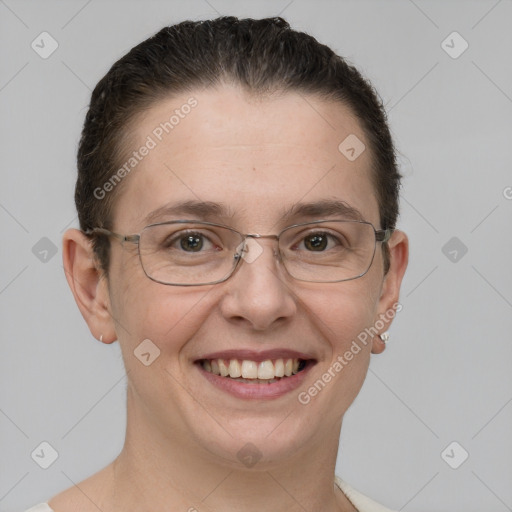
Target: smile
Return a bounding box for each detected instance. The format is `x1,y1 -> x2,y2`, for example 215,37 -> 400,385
194,347 -> 317,399
200,358 -> 307,383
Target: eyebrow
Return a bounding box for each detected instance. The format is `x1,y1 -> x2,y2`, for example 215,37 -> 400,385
143,198 -> 365,226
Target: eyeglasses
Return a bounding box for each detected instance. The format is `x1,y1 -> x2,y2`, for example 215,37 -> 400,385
85,219 -> 392,286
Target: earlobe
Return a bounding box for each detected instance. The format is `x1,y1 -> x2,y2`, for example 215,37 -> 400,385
62,228 -> 117,344
371,230 -> 409,354
371,332 -> 388,355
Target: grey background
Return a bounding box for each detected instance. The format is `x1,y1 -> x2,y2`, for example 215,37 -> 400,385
1,0 -> 511,511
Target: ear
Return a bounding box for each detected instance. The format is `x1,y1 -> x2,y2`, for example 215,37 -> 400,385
62,228 -> 117,344
371,229 -> 409,354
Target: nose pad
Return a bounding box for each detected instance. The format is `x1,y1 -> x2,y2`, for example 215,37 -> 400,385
235,238 -> 263,264
235,238 -> 281,265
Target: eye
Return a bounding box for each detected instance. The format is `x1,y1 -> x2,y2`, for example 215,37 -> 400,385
295,231 -> 344,252
164,230 -> 219,253
179,233 -> 206,252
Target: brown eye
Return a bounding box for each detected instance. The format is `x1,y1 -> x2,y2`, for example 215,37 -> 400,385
304,233 -> 328,251
180,234 -> 204,252
297,231 -> 342,252
162,231 -> 217,253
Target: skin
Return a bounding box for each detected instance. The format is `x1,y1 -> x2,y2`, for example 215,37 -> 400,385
58,85 -> 408,512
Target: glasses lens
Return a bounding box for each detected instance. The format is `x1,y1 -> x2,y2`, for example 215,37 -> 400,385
279,221 -> 377,282
139,222 -> 242,285
138,220 -> 378,285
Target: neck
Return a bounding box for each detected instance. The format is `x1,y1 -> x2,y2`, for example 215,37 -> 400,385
105,389 -> 356,512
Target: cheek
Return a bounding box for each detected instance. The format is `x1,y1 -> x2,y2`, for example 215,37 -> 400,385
303,279 -> 379,389
307,277 -> 379,346
110,268 -> 212,365
108,246 -> 192,343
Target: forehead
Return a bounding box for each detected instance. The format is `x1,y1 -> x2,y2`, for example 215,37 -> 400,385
112,85 -> 379,231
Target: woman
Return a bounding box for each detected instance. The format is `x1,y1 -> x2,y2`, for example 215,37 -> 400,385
26,16 -> 408,512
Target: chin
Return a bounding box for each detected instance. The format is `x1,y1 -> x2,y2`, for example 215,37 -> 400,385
188,412 -> 320,469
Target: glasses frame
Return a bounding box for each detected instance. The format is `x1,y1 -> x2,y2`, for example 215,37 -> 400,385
85,219 -> 393,286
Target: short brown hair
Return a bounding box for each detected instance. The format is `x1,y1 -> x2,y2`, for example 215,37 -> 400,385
76,16 -> 401,276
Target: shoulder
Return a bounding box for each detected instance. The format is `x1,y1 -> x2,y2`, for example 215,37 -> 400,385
23,505 -> 54,512
335,476 -> 397,512
42,464 -> 114,512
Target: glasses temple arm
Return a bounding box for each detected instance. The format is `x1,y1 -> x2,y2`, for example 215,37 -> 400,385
376,228 -> 394,243
84,227 -> 139,244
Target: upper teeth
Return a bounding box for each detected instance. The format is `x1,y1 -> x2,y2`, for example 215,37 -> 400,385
202,358 -> 301,379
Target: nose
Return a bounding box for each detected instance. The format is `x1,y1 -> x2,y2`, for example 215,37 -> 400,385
218,236 -> 297,331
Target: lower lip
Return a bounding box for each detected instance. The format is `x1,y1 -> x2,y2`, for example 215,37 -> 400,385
196,361 -> 315,400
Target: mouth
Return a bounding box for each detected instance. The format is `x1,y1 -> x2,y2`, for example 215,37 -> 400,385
194,352 -> 317,400
198,357 -> 311,384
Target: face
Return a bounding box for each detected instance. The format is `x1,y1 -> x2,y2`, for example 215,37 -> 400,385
84,85 -> 406,466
